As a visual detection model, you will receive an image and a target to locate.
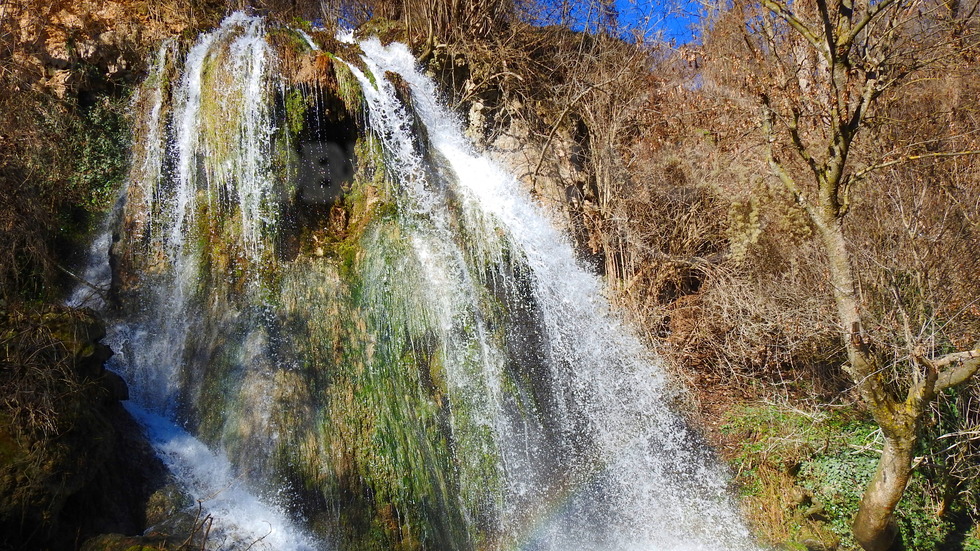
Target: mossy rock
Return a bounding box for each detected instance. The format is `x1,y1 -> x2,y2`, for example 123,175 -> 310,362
145,482 -> 192,527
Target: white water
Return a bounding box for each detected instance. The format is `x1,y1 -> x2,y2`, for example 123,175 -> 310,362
170,24 -> 216,251
66,225 -> 112,310
97,20 -> 321,550
127,404 -> 318,550
354,38 -> 758,551
169,12 -> 277,260
127,39 -> 171,246
78,13 -> 761,551
296,28 -> 320,51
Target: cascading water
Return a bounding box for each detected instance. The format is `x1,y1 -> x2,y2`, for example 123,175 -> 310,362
347,38 -> 757,551
87,12 -> 760,551
100,15 -> 318,549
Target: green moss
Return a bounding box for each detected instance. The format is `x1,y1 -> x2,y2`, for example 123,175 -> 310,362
120,44 -> 549,547
284,88 -> 307,138
332,58 -> 364,114
198,44 -> 243,170
268,26 -> 315,55
262,206 -> 486,548
328,48 -> 377,91
356,18 -> 408,46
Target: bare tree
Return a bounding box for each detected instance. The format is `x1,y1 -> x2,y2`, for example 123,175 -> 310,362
698,0 -> 980,548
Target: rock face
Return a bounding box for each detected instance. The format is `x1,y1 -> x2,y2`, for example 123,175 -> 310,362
1,0 -> 192,98
423,45 -> 605,273
0,306 -> 166,550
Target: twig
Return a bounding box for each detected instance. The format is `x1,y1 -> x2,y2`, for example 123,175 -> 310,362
52,261 -> 109,304
854,150 -> 980,181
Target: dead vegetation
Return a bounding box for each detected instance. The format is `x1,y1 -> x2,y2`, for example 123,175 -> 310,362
0,306 -> 159,550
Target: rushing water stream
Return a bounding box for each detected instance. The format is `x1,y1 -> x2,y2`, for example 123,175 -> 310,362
78,13 -> 759,551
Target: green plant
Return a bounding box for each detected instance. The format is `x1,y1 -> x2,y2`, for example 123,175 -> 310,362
722,404 -> 910,548
285,88 -> 307,138
69,96 -> 132,213
799,453 -> 878,548
721,400 -> 980,549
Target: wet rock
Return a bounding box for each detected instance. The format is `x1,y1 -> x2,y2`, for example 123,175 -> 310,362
803,538 -> 837,551
101,369 -> 129,401
144,482 -> 192,527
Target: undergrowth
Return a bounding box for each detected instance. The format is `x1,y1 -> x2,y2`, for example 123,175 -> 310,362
722,403 -> 980,550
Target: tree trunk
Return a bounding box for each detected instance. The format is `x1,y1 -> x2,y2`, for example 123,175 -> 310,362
853,435 -> 916,551
814,212 -> 919,551
815,216 -> 862,348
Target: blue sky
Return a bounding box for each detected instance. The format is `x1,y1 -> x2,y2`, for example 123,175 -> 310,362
615,0 -> 700,43
532,0 -> 701,44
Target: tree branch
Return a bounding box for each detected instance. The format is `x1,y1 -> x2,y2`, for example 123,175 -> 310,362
854,150 -> 980,181
910,348 -> 980,402
839,0 -> 901,48
814,0 -> 840,58
530,76 -> 618,185
761,95 -> 825,226
760,0 -> 828,56
788,108 -> 820,177
934,349 -> 980,391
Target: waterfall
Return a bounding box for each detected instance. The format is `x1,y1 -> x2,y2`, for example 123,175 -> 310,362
349,38 -> 756,551
91,13 -> 759,551
104,17 -> 318,549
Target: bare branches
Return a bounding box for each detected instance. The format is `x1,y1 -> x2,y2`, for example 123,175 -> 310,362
530,75 -> 619,185
760,0 -> 828,56
709,1 -> 980,545
839,0 -> 901,49
761,93 -> 827,226
854,149 -> 980,180
910,348 -> 980,408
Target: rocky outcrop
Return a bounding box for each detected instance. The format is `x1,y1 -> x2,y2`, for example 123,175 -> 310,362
423,44 -> 605,272
1,0 -> 192,98
0,306 -> 166,550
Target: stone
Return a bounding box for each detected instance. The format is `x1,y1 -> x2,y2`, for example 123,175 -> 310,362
101,370 -> 129,401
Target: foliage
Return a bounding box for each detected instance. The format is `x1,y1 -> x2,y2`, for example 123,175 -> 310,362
721,403 -> 863,549
320,0 -> 514,45
722,402 -> 980,550
691,1 -> 980,547
0,11 -> 138,301
284,88 -> 308,138
69,96 -> 132,212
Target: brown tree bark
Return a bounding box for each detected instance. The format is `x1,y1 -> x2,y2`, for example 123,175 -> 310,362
852,435 -> 916,551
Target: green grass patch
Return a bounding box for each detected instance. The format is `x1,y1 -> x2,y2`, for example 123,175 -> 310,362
723,402 -> 980,549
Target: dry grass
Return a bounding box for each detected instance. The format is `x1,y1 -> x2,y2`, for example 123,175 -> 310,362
740,464 -> 839,549
0,307 -> 103,438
